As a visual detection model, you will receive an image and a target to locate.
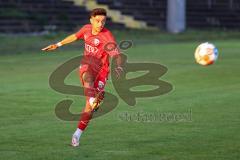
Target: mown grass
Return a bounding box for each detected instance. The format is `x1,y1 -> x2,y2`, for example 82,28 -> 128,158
0,29 -> 239,160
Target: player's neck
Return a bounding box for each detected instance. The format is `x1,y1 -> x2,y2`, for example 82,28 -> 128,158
92,29 -> 100,35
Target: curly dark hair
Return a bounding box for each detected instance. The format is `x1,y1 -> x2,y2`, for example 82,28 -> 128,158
89,8 -> 107,18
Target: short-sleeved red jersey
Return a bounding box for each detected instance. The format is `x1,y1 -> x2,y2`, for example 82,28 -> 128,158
75,24 -> 120,72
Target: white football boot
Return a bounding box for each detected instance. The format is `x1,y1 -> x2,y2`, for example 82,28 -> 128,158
71,134 -> 79,147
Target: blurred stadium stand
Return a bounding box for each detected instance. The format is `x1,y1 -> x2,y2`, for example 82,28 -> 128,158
187,0 -> 240,29
0,0 -> 125,33
0,0 -> 240,33
96,0 -> 167,29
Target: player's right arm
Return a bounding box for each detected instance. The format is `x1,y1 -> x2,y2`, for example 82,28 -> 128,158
41,34 -> 78,51
41,25 -> 88,51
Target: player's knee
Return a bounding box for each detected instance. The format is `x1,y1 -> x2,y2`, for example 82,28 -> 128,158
82,72 -> 94,83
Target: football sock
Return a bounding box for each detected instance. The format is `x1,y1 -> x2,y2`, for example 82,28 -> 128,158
78,111 -> 92,131
84,87 -> 96,97
73,128 -> 83,140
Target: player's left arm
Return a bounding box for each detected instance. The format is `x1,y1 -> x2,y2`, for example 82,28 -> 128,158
113,54 -> 124,79
105,31 -> 124,79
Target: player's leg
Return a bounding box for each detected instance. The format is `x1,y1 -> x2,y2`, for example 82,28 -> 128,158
80,69 -> 108,113
72,71 -> 96,147
92,71 -> 108,110
71,67 -> 108,147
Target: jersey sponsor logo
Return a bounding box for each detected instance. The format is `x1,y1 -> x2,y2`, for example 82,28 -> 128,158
85,44 -> 98,53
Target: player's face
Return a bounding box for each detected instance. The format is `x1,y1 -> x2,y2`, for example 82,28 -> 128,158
90,15 -> 106,34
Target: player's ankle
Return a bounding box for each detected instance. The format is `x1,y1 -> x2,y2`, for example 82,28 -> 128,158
73,128 -> 83,140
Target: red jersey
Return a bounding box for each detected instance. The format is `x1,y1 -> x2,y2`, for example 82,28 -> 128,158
75,24 -> 120,72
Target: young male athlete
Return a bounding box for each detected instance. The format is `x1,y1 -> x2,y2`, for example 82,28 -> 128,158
42,8 -> 123,147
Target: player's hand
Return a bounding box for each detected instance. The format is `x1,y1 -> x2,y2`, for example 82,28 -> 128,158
115,66 -> 124,80
41,44 -> 58,51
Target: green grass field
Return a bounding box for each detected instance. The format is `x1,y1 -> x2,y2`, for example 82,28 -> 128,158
0,30 -> 240,160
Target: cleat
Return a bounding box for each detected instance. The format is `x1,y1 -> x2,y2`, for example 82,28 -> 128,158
71,135 -> 79,147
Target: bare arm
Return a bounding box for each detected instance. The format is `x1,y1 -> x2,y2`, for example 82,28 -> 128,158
114,54 -> 122,68
42,34 -> 78,51
113,54 -> 124,79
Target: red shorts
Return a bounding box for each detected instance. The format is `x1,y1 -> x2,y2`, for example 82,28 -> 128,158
79,64 -> 109,91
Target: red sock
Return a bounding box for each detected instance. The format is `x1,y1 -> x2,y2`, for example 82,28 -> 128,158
78,87 -> 96,131
84,87 -> 96,97
78,111 -> 92,131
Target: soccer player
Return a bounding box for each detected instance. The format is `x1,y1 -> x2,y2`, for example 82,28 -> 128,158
42,8 -> 123,147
